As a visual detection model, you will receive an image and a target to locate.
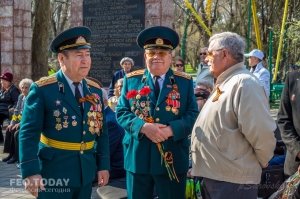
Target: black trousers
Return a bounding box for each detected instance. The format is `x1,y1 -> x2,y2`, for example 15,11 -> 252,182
202,177 -> 258,199
0,113 -> 8,141
3,128 -> 19,160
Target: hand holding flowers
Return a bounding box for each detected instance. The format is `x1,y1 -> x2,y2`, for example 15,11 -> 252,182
140,123 -> 169,143
127,86 -> 179,182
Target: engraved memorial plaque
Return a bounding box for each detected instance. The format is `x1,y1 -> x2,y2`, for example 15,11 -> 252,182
83,0 -> 145,87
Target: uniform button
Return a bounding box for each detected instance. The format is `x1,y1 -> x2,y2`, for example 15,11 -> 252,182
156,107 -> 160,111
83,121 -> 85,125
83,131 -> 86,135
155,118 -> 160,122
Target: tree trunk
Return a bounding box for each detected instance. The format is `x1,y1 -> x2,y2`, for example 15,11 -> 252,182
32,0 -> 50,81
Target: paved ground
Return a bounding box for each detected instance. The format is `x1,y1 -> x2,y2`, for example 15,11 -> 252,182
0,108 -> 279,198
0,133 -> 99,199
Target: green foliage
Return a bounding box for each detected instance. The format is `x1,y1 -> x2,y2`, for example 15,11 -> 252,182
174,0 -> 300,83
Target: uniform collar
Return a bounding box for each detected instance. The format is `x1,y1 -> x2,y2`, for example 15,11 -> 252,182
150,73 -> 166,81
62,72 -> 83,86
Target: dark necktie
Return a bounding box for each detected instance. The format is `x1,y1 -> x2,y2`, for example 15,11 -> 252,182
73,82 -> 83,114
154,76 -> 160,99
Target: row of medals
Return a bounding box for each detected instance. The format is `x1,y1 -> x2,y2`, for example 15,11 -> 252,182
131,100 -> 150,120
87,103 -> 103,135
165,87 -> 180,115
87,111 -> 102,135
53,106 -> 103,135
54,107 -> 76,131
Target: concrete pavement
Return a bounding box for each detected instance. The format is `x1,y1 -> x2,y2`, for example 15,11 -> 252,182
0,108 -> 279,198
0,138 -> 99,199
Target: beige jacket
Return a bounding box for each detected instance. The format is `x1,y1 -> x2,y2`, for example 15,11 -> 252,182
191,62 -> 276,184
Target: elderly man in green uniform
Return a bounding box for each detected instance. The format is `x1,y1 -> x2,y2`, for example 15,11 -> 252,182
116,26 -> 199,199
19,26 -> 110,198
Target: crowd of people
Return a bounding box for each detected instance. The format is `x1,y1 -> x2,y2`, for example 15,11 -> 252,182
0,24 -> 299,199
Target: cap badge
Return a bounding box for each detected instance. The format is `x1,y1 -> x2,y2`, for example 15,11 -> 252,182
76,36 -> 87,44
59,36 -> 90,51
155,38 -> 164,45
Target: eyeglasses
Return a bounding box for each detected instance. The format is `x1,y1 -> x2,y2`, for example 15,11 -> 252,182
195,91 -> 210,100
145,50 -> 170,58
175,64 -> 184,67
199,53 -> 207,56
207,48 -> 224,57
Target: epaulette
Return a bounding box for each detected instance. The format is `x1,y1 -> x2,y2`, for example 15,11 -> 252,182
126,69 -> 145,78
35,75 -> 57,87
86,78 -> 101,89
173,71 -> 192,80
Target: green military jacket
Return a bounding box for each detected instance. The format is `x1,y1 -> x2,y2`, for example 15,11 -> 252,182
19,70 -> 110,186
116,68 -> 199,175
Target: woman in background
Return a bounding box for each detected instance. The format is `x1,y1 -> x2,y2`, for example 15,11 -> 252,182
0,72 -> 20,143
2,78 -> 33,164
108,57 -> 134,98
173,56 -> 185,73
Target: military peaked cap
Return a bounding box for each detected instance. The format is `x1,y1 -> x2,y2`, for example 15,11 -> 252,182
50,26 -> 91,53
137,26 -> 179,50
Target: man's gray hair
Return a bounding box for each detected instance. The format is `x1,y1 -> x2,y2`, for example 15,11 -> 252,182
19,78 -> 33,88
209,32 -> 245,62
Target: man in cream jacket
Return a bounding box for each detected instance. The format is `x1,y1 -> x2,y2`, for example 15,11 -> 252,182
191,32 -> 276,199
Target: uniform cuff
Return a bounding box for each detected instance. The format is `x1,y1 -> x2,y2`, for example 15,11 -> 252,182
130,117 -> 145,140
20,159 -> 40,179
97,155 -> 110,171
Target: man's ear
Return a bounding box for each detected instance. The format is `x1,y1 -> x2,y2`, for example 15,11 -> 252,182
57,53 -> 64,65
223,49 -> 229,58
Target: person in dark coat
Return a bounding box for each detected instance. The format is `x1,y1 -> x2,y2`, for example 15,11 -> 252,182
0,72 -> 20,143
108,57 -> 134,98
277,69 -> 300,176
2,78 -> 33,164
102,89 -> 125,179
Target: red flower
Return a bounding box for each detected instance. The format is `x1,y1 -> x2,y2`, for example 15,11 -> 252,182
139,86 -> 151,96
126,90 -> 138,99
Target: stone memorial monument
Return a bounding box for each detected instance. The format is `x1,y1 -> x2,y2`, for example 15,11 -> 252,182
83,0 -> 145,87
71,0 -> 175,87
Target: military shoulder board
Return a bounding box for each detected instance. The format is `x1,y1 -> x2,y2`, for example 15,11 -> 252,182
86,78 -> 101,89
126,69 -> 145,78
173,71 -> 192,80
35,75 -> 57,87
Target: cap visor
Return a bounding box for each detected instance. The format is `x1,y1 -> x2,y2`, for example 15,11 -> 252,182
67,45 -> 91,51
